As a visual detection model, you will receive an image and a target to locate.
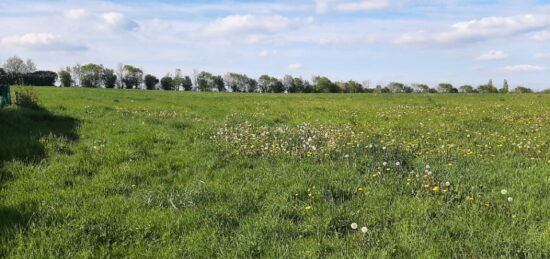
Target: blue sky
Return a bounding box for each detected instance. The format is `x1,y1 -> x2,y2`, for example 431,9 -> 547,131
1,0 -> 550,89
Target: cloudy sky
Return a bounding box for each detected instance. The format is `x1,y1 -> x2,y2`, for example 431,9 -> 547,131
1,0 -> 550,89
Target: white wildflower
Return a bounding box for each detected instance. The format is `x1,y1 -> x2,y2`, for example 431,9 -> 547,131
351,223 -> 358,230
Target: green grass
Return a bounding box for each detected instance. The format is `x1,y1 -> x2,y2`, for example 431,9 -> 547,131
1,87 -> 550,258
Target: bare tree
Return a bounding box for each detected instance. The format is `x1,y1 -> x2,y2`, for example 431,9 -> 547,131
70,63 -> 82,86
3,56 -> 31,73
116,63 -> 125,89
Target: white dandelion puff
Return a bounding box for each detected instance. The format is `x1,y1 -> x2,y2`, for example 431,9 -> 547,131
351,223 -> 358,229
361,227 -> 368,233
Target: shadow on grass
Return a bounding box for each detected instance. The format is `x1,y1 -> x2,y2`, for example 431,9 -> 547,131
0,106 -> 79,255
0,106 -> 79,167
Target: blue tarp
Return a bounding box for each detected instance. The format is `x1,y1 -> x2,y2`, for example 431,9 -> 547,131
0,84 -> 11,108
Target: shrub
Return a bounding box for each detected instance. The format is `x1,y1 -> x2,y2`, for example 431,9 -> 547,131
15,88 -> 41,110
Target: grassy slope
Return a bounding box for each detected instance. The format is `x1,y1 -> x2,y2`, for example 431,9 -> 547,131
1,87 -> 550,258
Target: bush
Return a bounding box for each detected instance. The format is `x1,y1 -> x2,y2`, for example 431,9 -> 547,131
15,88 -> 41,110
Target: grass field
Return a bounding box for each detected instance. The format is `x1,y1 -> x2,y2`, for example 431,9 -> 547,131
1,87 -> 550,258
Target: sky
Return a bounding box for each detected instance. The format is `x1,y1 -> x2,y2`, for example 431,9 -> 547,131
1,0 -> 550,89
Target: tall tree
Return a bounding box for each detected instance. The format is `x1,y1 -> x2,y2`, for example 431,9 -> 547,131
282,75 -> 294,93
224,73 -> 255,92
500,79 -> 509,93
161,75 -> 174,90
103,68 -> 117,88
80,63 -> 104,88
459,85 -> 474,93
122,65 -> 143,89
313,76 -> 338,93
437,83 -> 454,93
3,56 -> 36,74
58,69 -> 72,87
182,76 -> 193,91
144,74 -> 159,90
197,71 -> 215,91
70,64 -> 82,86
288,77 -> 305,93
213,75 -> 225,92
173,69 -> 184,91
116,63 -> 125,88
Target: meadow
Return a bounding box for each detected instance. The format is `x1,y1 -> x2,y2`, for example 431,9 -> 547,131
1,87 -> 550,258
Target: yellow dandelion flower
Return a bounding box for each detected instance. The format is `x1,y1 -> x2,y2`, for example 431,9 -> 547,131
432,186 -> 440,192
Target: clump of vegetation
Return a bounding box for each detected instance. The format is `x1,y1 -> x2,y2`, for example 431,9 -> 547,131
15,88 -> 41,109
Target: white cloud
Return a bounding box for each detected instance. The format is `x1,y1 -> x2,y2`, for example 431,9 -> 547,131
64,8 -> 89,20
396,14 -> 550,46
535,52 -> 550,59
477,50 -> 508,60
0,33 -> 86,52
504,64 -> 547,72
288,63 -> 303,69
204,14 -> 304,36
316,0 -> 390,14
99,12 -> 139,31
258,49 -> 277,57
63,9 -> 139,32
532,30 -> 550,41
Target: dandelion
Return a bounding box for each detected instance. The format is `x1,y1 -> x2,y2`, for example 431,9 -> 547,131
501,189 -> 508,195
445,181 -> 451,187
382,162 -> 388,166
432,186 -> 440,192
508,197 -> 513,202
395,161 -> 401,166
305,206 -> 312,211
361,227 -> 368,233
351,223 -> 358,230
425,165 -> 430,169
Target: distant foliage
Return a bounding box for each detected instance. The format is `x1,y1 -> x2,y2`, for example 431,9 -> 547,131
2,56 -> 545,93
58,69 -> 72,87
512,86 -> 533,94
0,71 -> 57,86
161,75 -> 174,91
122,65 -> 143,89
145,74 -> 159,90
103,68 -> 117,88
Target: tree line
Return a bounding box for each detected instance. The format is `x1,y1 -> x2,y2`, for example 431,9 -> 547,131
1,56 -> 547,94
